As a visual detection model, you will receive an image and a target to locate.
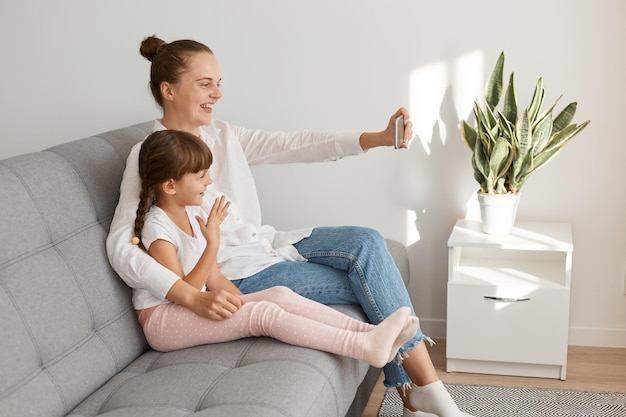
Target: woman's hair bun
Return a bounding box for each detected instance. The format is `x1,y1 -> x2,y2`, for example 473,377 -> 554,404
140,35 -> 167,62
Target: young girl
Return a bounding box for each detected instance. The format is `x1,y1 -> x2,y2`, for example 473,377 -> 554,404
133,129 -> 420,368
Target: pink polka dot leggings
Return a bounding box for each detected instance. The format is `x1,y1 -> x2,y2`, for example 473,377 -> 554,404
140,286 -> 375,360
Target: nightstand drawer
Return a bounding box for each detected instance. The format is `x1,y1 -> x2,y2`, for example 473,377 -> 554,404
446,281 -> 569,365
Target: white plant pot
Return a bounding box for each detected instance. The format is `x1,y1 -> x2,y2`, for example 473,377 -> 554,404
477,192 -> 521,235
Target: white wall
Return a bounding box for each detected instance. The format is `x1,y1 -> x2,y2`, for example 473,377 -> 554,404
1,0 -> 625,347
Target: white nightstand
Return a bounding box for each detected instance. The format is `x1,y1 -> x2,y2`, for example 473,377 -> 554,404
446,219 -> 573,380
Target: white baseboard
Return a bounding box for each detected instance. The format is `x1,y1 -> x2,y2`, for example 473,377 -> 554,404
420,319 -> 626,348
568,326 -> 626,348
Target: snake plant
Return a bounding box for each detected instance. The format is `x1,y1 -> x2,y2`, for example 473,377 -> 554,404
461,52 -> 590,194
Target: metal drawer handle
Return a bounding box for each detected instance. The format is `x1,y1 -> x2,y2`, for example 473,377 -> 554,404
484,296 -> 530,302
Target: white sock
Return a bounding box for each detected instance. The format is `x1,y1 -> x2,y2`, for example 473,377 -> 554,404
363,307 -> 410,367
403,404 -> 473,417
402,408 -> 437,417
408,381 -> 474,417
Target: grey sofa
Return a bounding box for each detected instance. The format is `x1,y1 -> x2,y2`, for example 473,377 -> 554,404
0,122 -> 410,417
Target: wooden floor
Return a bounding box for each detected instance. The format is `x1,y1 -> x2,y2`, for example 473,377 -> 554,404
362,339 -> 626,417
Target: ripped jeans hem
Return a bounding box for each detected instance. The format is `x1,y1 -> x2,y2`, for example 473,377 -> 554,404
383,336 -> 436,389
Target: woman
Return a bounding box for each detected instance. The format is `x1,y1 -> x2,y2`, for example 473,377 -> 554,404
106,36 -> 472,417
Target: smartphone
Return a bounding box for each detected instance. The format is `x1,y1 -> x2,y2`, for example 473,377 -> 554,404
394,115 -> 405,149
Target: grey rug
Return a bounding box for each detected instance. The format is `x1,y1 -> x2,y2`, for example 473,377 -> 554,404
378,383 -> 626,417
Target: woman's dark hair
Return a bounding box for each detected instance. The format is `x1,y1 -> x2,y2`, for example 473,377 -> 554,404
133,130 -> 213,240
139,35 -> 214,107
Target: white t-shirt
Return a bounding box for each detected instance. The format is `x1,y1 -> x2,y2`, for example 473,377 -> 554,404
106,119 -> 363,310
137,206 -> 207,309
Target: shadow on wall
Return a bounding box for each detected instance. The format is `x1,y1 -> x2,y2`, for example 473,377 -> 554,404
397,51 -> 488,321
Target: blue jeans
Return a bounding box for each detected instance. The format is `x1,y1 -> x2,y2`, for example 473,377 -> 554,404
232,226 -> 427,388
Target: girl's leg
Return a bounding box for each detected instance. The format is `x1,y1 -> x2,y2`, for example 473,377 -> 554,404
243,286 -> 374,332
142,298 -> 417,368
142,301 -> 374,355
141,302 -> 258,352
240,295 -> 416,368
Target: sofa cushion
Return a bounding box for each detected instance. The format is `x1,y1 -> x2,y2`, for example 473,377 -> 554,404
0,124 -> 152,416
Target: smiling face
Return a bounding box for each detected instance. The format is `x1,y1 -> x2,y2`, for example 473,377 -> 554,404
160,52 -> 222,135
169,168 -> 213,207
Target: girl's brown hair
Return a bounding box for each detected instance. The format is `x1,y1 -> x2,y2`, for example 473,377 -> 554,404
139,35 -> 214,107
133,130 -> 213,240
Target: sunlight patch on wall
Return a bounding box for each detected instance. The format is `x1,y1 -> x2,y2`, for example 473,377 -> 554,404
452,51 -> 484,123
409,61 -> 447,155
409,50 -> 484,156
408,50 -> 486,231
405,209 -> 421,245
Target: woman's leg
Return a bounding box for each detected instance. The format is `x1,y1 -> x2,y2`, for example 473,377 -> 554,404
293,227 -> 413,324
234,226 -> 425,388
294,227 -> 471,416
234,226 -> 470,416
293,226 -> 432,389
